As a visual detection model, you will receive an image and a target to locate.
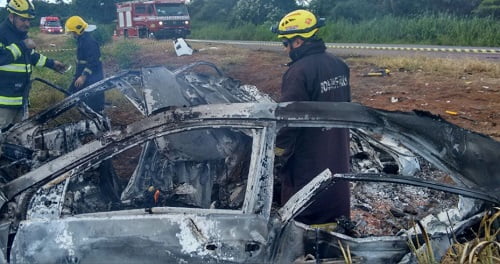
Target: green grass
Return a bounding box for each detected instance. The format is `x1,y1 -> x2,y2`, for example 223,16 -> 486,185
190,21 -> 276,41
28,39 -> 142,114
191,15 -> 500,47
102,40 -> 142,69
30,50 -> 74,113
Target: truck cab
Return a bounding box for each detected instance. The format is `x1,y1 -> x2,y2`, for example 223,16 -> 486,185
116,0 -> 191,39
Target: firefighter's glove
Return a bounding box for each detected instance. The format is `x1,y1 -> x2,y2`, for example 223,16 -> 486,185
53,60 -> 67,73
274,147 -> 287,175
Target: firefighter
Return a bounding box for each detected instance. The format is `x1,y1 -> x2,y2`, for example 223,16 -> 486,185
65,16 -> 104,113
0,0 -> 67,129
272,10 -> 351,225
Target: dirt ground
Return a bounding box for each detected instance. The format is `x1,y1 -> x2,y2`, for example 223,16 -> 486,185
109,39 -> 499,141
35,35 -> 500,140
228,50 -> 499,141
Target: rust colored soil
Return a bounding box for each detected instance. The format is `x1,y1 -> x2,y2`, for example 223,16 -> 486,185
115,40 -> 498,140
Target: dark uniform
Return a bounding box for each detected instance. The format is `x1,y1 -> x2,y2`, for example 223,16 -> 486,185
0,18 -> 58,127
277,39 -> 351,225
69,31 -> 104,112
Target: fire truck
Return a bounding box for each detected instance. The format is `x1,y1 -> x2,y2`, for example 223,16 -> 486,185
39,16 -> 63,34
116,0 -> 191,39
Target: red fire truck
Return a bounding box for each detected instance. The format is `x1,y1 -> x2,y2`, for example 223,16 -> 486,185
39,16 -> 63,34
116,0 -> 191,39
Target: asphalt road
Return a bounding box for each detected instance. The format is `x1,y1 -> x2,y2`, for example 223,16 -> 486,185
188,39 -> 500,61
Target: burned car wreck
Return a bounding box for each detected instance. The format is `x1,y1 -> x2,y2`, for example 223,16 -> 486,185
0,62 -> 498,263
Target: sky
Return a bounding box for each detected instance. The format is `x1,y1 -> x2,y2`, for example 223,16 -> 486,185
1,0 -> 71,8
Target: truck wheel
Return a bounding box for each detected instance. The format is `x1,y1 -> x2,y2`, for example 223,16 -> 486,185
154,34 -> 163,40
139,28 -> 148,39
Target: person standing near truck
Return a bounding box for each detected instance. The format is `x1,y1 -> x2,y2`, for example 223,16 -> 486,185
272,9 -> 351,225
0,0 -> 67,130
65,15 -> 104,113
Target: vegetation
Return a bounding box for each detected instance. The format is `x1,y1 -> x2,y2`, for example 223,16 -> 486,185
28,38 -> 141,113
3,1 -> 496,263
408,208 -> 500,263
190,15 -> 500,46
188,0 -> 499,46
92,23 -> 115,45
348,55 -> 500,78
0,0 -> 498,46
451,208 -> 500,264
105,39 -> 141,69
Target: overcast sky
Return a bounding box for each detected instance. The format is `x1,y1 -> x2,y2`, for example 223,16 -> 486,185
1,0 -> 71,8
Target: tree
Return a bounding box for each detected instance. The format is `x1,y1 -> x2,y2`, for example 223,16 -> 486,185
308,0 -> 489,21
380,0 -> 482,16
189,0 -> 238,22
232,0 -> 297,25
474,0 -> 500,18
71,0 -> 120,23
424,0 -> 482,15
332,0 -> 382,21
308,0 -> 337,18
274,0 -> 299,13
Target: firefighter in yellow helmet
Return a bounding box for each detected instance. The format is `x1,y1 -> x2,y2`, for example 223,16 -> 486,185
272,10 -> 352,225
65,16 -> 104,113
0,0 -> 67,129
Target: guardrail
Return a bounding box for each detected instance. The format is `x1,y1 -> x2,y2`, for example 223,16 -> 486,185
38,39 -> 500,55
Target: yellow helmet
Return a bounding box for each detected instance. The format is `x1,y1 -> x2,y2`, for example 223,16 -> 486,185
65,16 -> 88,35
6,0 -> 36,19
272,9 -> 325,39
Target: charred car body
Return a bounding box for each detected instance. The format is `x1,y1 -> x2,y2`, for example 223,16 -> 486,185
0,62 -> 498,263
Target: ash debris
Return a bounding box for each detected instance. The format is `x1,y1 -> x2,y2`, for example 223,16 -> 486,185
340,128 -> 460,237
350,157 -> 458,236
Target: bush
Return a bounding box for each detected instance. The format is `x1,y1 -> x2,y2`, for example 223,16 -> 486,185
107,40 -> 141,69
91,23 -> 115,45
190,21 -> 275,41
191,14 -> 499,47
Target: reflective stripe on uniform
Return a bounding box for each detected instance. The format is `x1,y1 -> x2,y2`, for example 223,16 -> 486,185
0,96 -> 23,106
36,54 -> 47,67
77,58 -> 101,64
83,67 -> 92,75
0,64 -> 32,73
6,43 -> 22,60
